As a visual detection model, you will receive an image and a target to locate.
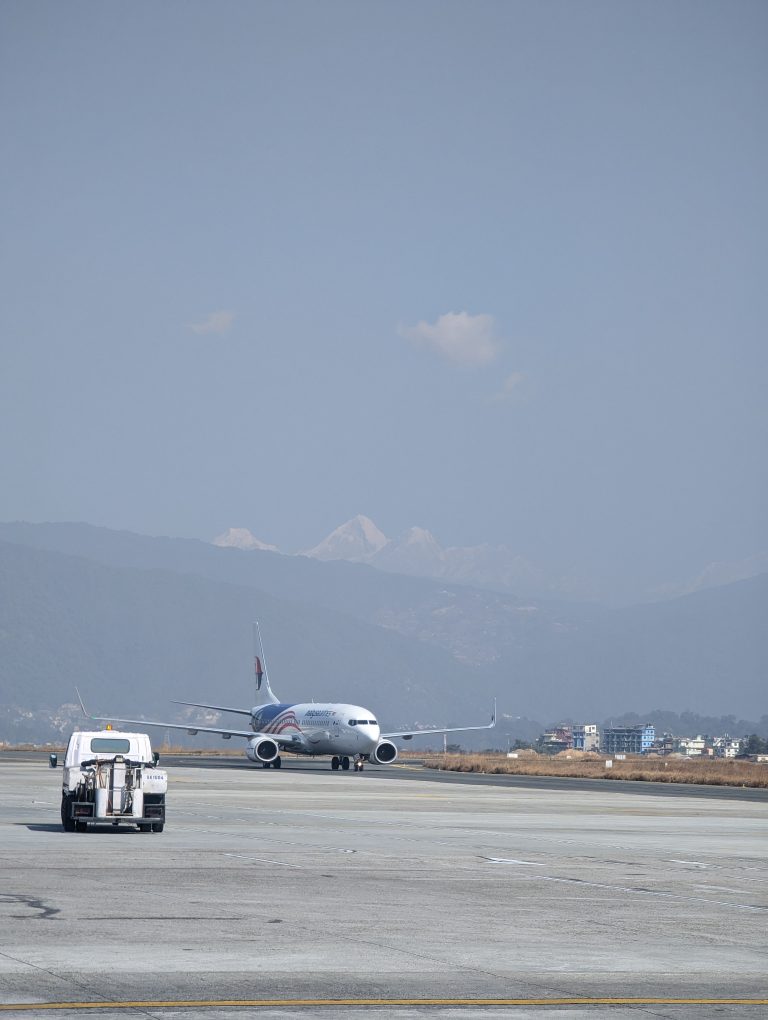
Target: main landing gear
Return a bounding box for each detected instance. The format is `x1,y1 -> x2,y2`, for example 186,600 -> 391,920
262,757 -> 282,769
331,755 -> 365,772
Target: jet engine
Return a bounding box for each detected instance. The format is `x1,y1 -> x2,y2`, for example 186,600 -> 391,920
245,736 -> 279,764
370,739 -> 398,764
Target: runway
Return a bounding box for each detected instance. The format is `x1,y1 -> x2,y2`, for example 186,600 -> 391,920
1,754 -> 766,1017
160,753 -> 768,802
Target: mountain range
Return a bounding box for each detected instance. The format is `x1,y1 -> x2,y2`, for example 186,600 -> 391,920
216,515 -> 593,600
215,515 -> 768,603
1,521 -> 766,747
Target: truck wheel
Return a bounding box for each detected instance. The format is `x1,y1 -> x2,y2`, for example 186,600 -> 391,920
61,797 -> 75,833
138,824 -> 151,832
151,822 -> 164,833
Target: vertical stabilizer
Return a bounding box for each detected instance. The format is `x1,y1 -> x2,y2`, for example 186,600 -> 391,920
253,622 -> 279,705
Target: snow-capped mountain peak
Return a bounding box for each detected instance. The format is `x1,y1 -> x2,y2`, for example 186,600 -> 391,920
372,525 -> 445,572
304,515 -> 388,562
302,517 -> 582,598
402,526 -> 441,549
213,528 -> 279,553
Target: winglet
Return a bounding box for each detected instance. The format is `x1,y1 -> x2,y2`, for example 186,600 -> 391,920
75,687 -> 90,718
491,697 -> 497,727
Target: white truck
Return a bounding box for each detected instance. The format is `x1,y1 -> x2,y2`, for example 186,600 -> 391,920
60,729 -> 168,833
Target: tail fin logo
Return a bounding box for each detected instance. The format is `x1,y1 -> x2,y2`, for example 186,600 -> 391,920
254,656 -> 264,691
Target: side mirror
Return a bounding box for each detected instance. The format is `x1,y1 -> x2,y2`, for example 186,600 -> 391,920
49,753 -> 58,768
152,751 -> 160,765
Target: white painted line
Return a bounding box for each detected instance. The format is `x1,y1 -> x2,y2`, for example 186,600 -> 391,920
525,874 -> 765,912
481,857 -> 545,866
223,853 -> 302,869
694,885 -> 750,895
665,858 -> 766,874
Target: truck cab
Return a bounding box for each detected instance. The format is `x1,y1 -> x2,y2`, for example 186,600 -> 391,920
60,729 -> 168,833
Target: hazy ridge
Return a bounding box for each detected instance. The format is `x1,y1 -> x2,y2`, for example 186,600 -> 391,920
0,522 -> 766,744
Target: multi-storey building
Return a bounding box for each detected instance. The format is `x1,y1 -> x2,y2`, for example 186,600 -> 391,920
713,736 -> 741,758
572,723 -> 599,752
654,733 -> 675,755
675,735 -> 708,756
601,724 -> 655,755
541,725 -> 573,754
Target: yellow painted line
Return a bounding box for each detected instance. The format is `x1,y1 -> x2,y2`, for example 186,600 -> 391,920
1,998 -> 767,1011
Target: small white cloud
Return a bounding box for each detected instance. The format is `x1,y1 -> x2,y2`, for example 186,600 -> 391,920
490,371 -> 526,403
501,371 -> 525,394
189,310 -> 235,335
399,311 -> 500,366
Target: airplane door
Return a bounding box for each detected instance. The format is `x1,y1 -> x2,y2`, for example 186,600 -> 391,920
328,718 -> 344,748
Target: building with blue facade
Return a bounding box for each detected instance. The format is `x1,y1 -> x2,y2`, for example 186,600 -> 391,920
601,724 -> 655,755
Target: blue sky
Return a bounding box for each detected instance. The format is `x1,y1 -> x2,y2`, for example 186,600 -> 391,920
1,1 -> 765,598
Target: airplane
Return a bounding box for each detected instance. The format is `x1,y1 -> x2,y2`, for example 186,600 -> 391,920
77,626 -> 496,772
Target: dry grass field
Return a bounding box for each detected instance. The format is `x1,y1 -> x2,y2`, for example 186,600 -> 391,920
416,752 -> 768,788
8,744 -> 767,788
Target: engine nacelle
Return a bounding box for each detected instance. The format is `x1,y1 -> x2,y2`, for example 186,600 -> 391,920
371,739 -> 398,765
245,736 -> 279,763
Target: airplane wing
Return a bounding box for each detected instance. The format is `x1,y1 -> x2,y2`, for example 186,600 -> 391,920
75,691 -> 302,746
171,700 -> 253,717
383,700 -> 496,740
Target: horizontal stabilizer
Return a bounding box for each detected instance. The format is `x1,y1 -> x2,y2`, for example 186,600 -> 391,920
74,688 -> 299,746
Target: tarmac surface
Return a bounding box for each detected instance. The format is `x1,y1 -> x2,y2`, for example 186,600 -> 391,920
1,753 -> 766,1018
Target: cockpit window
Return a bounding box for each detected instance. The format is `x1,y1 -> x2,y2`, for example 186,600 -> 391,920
369,720 -> 377,726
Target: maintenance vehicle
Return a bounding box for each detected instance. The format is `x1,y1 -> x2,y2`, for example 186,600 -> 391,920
60,729 -> 167,832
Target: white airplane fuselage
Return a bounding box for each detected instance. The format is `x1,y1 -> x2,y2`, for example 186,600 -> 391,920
249,702 -> 381,758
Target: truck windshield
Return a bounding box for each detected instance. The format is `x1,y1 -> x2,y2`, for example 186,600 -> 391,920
89,738 -> 131,753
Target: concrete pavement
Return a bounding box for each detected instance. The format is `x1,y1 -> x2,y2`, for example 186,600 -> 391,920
1,755 -> 766,1017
